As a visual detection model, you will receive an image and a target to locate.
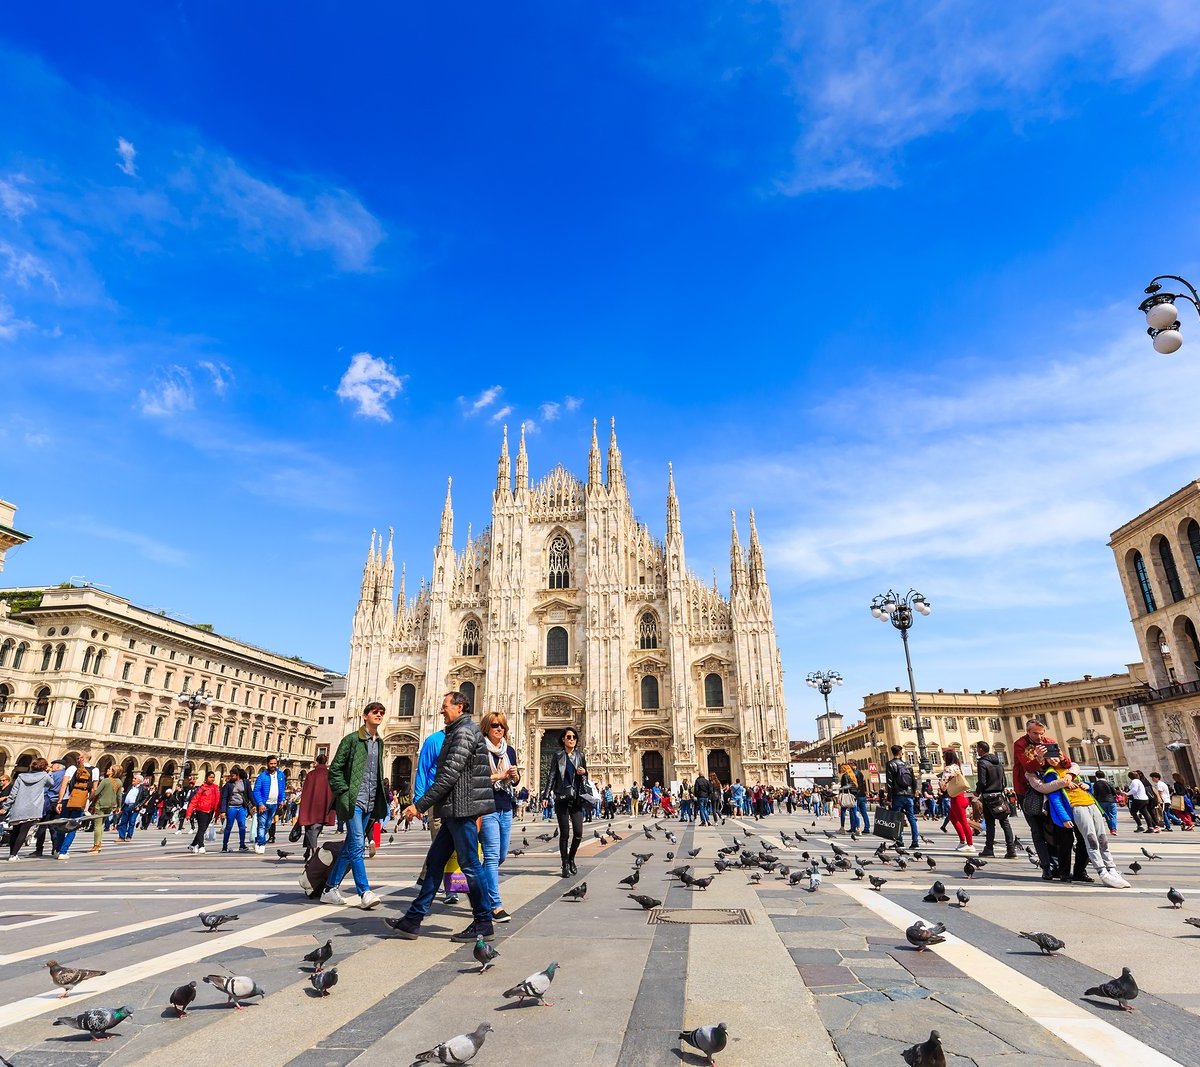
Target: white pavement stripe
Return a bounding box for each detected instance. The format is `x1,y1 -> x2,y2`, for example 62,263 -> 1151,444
839,884 -> 1187,1067
0,885 -> 403,1029
0,896 -> 260,965
0,912 -> 92,933
945,885 -> 1184,894
0,894 -> 262,901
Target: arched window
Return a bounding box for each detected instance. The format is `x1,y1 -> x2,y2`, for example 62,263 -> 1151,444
638,612 -> 659,650
208,723 -> 217,744
54,644 -> 66,670
192,720 -> 202,742
13,642 -> 27,669
461,618 -> 481,657
1156,536 -> 1184,603
109,709 -> 121,733
459,680 -> 476,712
0,683 -> 10,713
1189,519 -> 1200,577
548,534 -> 571,589
154,716 -> 165,739
704,673 -> 724,708
1134,552 -> 1157,613
641,675 -> 660,710
40,644 -> 52,671
0,638 -> 13,667
72,690 -> 92,730
34,686 -> 51,719
133,713 -> 145,736
93,649 -> 105,676
172,719 -> 184,741
398,683 -> 416,716
82,647 -> 94,674
546,626 -> 568,666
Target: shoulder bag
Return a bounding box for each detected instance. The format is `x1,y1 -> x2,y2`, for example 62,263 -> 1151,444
944,769 -> 968,798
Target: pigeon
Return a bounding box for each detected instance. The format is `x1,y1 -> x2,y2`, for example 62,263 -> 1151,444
667,864 -> 693,880
1184,917 -> 1200,930
896,858 -> 909,871
808,870 -> 822,892
956,888 -> 970,908
1141,846 -> 1162,861
1129,861 -> 1142,875
632,852 -> 653,863
473,937 -> 500,972
389,834 -> 395,843
760,841 -> 776,852
644,826 -> 655,839
1084,966 -> 1138,1011
53,1006 -> 132,1041
199,912 -> 239,932
905,920 -> 947,952
562,882 -> 588,901
502,962 -> 559,1006
552,828 -> 558,838
926,856 -> 937,870
415,1022 -> 493,1063
687,847 -> 702,858
747,872 -> 762,884
47,960 -> 107,998
276,849 -> 291,860
509,848 -> 525,857
618,870 -> 640,888
169,981 -> 197,1016
203,973 -> 265,1009
788,869 -> 805,886
303,939 -> 333,973
537,832 -> 554,842
743,828 -> 753,837
1019,931 -> 1065,956
830,842 -> 847,857
715,858 -> 730,873
523,836 -> 530,847
689,875 -> 714,891
869,875 -> 888,891
310,967 -> 339,996
679,1022 -> 728,1065
609,829 -> 623,840
923,880 -> 950,903
629,894 -> 662,910
1168,887 -> 1185,909
666,851 -> 675,861
160,837 -> 167,847
901,1028 -> 946,1067
665,832 -> 678,844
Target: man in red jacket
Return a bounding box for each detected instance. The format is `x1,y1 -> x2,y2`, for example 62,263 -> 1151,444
1013,718 -> 1071,880
186,771 -> 221,855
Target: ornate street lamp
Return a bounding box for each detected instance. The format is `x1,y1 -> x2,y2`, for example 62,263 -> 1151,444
176,683 -> 213,789
1138,276 -> 1200,354
807,670 -> 843,769
870,589 -> 933,773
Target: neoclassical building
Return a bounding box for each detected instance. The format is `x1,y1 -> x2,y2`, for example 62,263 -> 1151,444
346,421 -> 790,794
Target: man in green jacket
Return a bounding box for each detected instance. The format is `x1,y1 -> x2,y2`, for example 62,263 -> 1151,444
321,702 -> 387,908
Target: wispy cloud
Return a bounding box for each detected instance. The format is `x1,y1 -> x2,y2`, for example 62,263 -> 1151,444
0,174 -> 36,219
115,137 -> 137,177
138,365 -> 195,417
459,385 -> 503,416
0,240 -> 58,290
0,299 -> 34,340
521,417 -> 537,435
539,401 -> 560,422
62,516 -> 190,567
198,359 -> 233,397
564,395 -> 582,412
336,351 -> 406,421
490,404 -> 513,423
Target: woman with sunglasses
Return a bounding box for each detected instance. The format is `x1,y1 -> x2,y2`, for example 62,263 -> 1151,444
545,727 -> 588,878
480,711 -> 520,922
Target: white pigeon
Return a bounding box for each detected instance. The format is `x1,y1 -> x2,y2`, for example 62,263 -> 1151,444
415,1022 -> 493,1063
203,973 -> 265,1009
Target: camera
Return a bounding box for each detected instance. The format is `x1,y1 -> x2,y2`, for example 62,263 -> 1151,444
1043,743 -> 1061,759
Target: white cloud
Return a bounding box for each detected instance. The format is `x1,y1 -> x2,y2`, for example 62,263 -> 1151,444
23,431 -> 50,447
64,517 -> 189,566
0,300 -> 34,340
0,240 -> 58,291
539,401 -> 561,422
336,352 -> 406,421
459,385 -> 503,415
116,137 -> 137,177
521,418 -> 537,435
198,359 -> 233,396
490,404 -> 513,423
0,175 -> 36,219
138,365 -> 195,417
564,395 -> 582,412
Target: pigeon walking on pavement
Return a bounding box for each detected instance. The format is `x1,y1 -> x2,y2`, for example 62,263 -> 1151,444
169,981 -> 197,1017
310,967 -> 339,996
618,869 -> 640,888
199,912 -> 238,932
1128,860 -> 1142,875
562,882 -> 588,901
956,888 -> 970,908
679,1022 -> 728,1065
1019,931 -> 1065,956
629,894 -> 662,910
203,973 -> 265,1009
1141,846 -> 1161,861
901,1028 -> 946,1067
502,962 -> 559,1006
53,1006 -> 132,1041
1083,966 -> 1138,1011
473,937 -> 499,973
415,1022 -> 493,1064
869,875 -> 888,891
905,920 -> 947,952
1168,887 -> 1185,909
302,939 -> 333,973
47,960 -> 107,999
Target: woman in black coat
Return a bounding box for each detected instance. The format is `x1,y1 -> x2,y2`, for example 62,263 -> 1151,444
544,727 -> 588,878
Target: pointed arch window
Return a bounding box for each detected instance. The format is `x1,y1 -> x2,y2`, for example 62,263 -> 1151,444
1156,536 -> 1184,603
546,626 -> 569,666
704,673 -> 724,708
638,612 -> 659,650
72,690 -> 92,730
0,638 -> 13,667
40,644 -> 52,671
398,682 -> 416,716
13,642 -> 27,669
1134,551 -> 1157,613
640,675 -> 660,710
461,618 -> 481,657
548,534 -> 571,589
34,686 -> 51,720
1189,519 -> 1200,578
54,644 -> 66,670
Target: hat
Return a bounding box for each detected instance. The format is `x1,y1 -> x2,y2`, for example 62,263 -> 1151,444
50,757 -> 66,767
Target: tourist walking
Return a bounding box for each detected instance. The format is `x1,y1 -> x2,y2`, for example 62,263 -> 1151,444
2,758 -> 52,861
939,749 -> 975,854
1125,770 -> 1153,832
975,741 -> 1016,857
1091,770 -> 1119,834
393,691 -> 495,941
117,776 -> 148,841
479,710 -> 520,923
885,746 -> 920,848
693,772 -> 714,826
90,765 -> 121,853
1150,772 -> 1181,831
186,771 -> 221,853
252,756 -> 286,854
298,752 -> 336,859
220,769 -> 251,851
545,727 -> 588,878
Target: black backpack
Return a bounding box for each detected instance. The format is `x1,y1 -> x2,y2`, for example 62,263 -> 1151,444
891,759 -> 915,793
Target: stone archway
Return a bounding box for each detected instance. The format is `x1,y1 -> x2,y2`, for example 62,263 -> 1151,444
707,748 -> 732,786
641,750 -> 665,789
391,755 -> 413,796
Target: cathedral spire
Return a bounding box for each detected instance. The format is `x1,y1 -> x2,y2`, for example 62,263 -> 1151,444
606,416 -> 625,490
360,529 -> 378,598
666,462 -> 681,540
730,510 -> 747,595
439,477 -> 454,547
748,508 -> 767,592
398,561 -> 407,612
516,422 -> 529,491
381,526 -> 395,594
496,424 -> 511,495
588,418 -> 602,486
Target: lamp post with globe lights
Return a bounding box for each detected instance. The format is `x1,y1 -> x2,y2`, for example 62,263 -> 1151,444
870,589 -> 933,773
806,670 -> 844,769
176,683 -> 213,790
1138,276 -> 1200,355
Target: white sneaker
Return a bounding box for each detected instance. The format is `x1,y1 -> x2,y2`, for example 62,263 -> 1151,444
1099,870 -> 1124,889
57,853 -> 69,861
197,846 -> 205,854
321,887 -> 346,905
188,845 -> 197,854
7,854 -> 21,862
955,844 -> 977,854
254,844 -> 265,854
359,890 -> 381,910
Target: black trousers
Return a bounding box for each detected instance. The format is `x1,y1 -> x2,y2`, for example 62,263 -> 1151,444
8,822 -> 33,857
1053,822 -> 1088,880
190,811 -> 212,848
983,808 -> 1016,853
557,800 -> 584,865
1020,793 -> 1055,872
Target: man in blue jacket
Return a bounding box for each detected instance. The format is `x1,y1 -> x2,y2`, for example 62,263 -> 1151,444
252,756 -> 286,855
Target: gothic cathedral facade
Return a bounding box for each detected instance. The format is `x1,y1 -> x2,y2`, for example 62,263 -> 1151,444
346,420 -> 789,795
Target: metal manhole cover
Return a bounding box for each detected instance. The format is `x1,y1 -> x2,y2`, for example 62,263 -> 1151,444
648,908 -> 752,925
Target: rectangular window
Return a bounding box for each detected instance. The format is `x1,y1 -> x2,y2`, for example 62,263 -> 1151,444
901,717 -> 913,730
988,717 -> 1001,731
965,717 -> 978,731
1097,744 -> 1115,762
187,654 -> 194,665
219,664 -> 226,674
122,662 -> 132,682
205,659 -> 210,669
182,675 -> 192,692
164,671 -> 173,689
921,717 -> 932,729
224,725 -> 232,745
128,638 -> 136,649
258,693 -> 264,708
1091,707 -> 1102,724
1064,710 -> 1075,726
944,717 -> 957,730
143,666 -> 153,685
169,650 -> 176,661
150,644 -> 157,655
216,683 -> 224,700
270,695 -> 276,711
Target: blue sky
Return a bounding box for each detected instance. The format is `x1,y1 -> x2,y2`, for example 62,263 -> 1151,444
5,3 -> 1200,739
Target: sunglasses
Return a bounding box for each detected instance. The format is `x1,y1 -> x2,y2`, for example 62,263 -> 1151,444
487,723 -> 505,731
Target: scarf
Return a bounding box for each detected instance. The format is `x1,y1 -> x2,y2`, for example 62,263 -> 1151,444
486,735 -> 512,792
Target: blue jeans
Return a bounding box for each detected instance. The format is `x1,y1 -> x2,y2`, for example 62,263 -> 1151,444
697,798 -> 712,825
223,807 -> 247,849
58,807 -> 86,855
117,805 -> 139,840
891,795 -> 920,847
479,808 -> 513,912
1100,800 -> 1118,833
327,806 -> 373,897
856,796 -> 872,832
404,814 -> 489,928
255,804 -> 278,847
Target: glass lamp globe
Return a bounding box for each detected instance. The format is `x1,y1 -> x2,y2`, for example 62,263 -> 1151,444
1153,329 -> 1183,354
871,606 -> 883,619
1146,301 -> 1178,330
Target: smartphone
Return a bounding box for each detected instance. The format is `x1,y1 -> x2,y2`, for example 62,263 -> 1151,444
1043,743 -> 1061,758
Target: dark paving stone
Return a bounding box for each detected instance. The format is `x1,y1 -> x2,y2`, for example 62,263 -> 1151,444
787,948 -> 842,965
796,964 -> 856,987
883,986 -> 932,1002
840,990 -> 890,1005
891,950 -> 963,978
770,915 -> 845,933
840,949 -> 877,958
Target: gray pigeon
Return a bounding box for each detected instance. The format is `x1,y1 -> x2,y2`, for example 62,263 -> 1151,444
1019,931 -> 1065,956
618,869 -> 640,888
1084,966 -> 1138,1011
199,912 -> 239,932
905,920 -> 946,952
415,1022 -> 493,1063
562,882 -> 587,901
502,962 -> 559,1006
53,1006 -> 132,1041
687,847 -> 702,858
1185,916 -> 1200,930
923,880 -> 949,903
808,870 -> 822,892
901,1029 -> 946,1067
869,875 -> 888,891
679,1022 -> 728,1065
310,967 -> 338,996
629,894 -> 662,910
169,981 -> 197,1016
956,888 -> 970,908
47,960 -> 107,998
203,973 -> 265,1009
1168,887 -> 1185,909
302,939 -> 333,973
473,937 -> 499,973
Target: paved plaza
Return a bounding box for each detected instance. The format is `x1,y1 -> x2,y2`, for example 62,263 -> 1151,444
0,811 -> 1197,1066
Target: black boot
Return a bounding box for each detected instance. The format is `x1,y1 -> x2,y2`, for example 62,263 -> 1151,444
569,859 -> 578,875
561,864 -> 571,878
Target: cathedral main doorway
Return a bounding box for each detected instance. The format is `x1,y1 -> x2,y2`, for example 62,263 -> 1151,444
707,748 -> 731,786
391,756 -> 413,796
641,750 -> 664,788
539,729 -> 566,796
